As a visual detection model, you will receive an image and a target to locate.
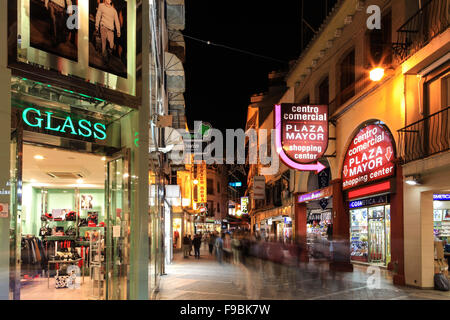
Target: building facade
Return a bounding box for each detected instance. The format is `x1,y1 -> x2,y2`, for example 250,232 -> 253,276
0,0 -> 183,300
247,0 -> 449,288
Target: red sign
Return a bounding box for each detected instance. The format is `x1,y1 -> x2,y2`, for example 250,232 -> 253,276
278,104 -> 328,165
342,124 -> 395,190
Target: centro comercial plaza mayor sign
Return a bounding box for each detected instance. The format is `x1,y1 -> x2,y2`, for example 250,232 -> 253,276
275,104 -> 328,173
342,123 -> 395,190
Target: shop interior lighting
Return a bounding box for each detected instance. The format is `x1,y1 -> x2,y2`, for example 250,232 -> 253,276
76,178 -> 84,184
34,155 -> 45,160
370,67 -> 385,81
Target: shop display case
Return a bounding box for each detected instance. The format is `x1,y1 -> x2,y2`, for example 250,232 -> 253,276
350,208 -> 369,262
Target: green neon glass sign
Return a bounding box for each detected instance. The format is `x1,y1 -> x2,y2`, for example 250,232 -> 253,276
22,107 -> 107,140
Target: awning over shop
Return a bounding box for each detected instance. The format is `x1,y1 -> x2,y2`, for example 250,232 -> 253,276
166,0 -> 185,31
149,126 -> 186,166
165,52 -> 185,93
168,92 -> 186,129
168,30 -> 186,62
254,205 -> 294,221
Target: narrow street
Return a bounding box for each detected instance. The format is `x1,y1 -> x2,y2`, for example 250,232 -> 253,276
158,243 -> 450,300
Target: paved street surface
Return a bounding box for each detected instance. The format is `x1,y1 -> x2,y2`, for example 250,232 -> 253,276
157,244 -> 450,300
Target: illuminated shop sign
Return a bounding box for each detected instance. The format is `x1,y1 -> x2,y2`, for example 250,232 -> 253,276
434,194 -> 450,201
229,182 -> 242,187
348,181 -> 391,200
297,186 -> 333,203
275,104 -> 328,173
349,195 -> 389,208
342,123 -> 395,190
241,197 -> 249,214
22,107 -> 107,140
194,161 -> 207,205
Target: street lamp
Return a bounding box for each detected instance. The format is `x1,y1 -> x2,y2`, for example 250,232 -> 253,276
370,67 -> 385,81
193,179 -> 199,185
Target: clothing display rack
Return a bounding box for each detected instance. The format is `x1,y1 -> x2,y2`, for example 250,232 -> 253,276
21,235 -> 47,283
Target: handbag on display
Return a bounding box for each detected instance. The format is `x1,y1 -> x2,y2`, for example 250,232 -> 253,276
78,218 -> 88,227
39,225 -> 52,237
66,226 -> 76,236
55,275 -> 69,289
65,211 -> 77,221
88,212 -> 98,225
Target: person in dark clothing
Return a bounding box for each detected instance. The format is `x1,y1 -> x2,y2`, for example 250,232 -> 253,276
188,235 -> 193,256
182,235 -> 190,258
208,232 -> 216,255
193,234 -> 202,259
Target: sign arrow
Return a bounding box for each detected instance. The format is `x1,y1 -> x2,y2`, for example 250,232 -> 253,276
274,104 -> 328,173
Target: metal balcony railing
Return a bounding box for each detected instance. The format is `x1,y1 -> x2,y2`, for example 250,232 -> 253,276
393,0 -> 449,61
398,106 -> 450,164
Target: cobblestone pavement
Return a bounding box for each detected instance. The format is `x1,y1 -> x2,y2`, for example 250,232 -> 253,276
157,244 -> 450,300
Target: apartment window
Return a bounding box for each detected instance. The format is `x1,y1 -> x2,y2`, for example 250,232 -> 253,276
425,68 -> 450,116
207,201 -> 214,215
368,11 -> 392,66
318,76 -> 329,105
340,49 -> 355,104
207,179 -> 214,195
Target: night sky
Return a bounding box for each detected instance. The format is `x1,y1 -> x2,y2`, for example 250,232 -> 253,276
183,0 -> 338,133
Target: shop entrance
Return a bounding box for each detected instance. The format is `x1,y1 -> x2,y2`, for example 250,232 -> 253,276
11,140 -> 130,300
349,201 -> 391,266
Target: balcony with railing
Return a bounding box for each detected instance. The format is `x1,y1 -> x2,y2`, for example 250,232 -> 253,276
398,106 -> 450,164
393,0 -> 449,62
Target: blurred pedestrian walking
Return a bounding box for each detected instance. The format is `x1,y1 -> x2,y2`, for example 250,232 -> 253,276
188,235 -> 193,256
208,232 -> 216,255
215,233 -> 224,264
193,234 -> 202,259
182,235 -> 190,258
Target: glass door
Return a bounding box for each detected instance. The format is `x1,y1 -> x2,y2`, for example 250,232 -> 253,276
105,149 -> 130,300
368,206 -> 386,264
9,131 -> 22,300
350,208 -> 369,262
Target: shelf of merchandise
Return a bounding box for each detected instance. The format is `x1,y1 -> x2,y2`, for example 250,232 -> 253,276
44,235 -> 77,241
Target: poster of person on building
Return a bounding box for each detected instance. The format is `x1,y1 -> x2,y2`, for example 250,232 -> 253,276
89,0 -> 127,78
29,0 -> 78,61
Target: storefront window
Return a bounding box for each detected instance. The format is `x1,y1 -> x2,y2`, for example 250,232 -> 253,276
350,199 -> 391,266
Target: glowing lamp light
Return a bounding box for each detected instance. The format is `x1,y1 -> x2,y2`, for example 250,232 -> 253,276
34,155 -> 45,160
370,67 -> 385,81
76,178 -> 84,184
193,179 -> 199,185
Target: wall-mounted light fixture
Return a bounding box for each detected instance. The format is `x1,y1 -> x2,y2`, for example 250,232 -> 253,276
370,67 -> 385,81
405,175 -> 422,186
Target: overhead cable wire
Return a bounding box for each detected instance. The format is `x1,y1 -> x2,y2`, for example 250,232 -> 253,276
183,34 -> 288,65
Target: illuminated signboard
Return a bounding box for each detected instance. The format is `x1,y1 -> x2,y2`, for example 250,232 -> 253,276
22,107 -> 107,140
275,104 -> 328,173
297,186 -> 333,203
349,195 -> 389,208
13,0 -> 137,96
241,197 -> 249,214
434,194 -> 450,201
229,182 -> 242,187
195,161 -> 207,205
253,176 -> 265,200
342,123 -> 395,190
